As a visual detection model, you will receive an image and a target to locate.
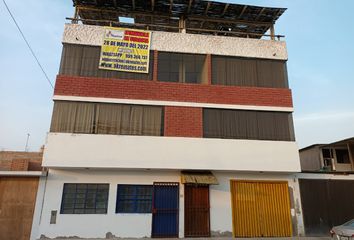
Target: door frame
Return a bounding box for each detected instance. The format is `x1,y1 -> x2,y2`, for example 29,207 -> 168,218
151,182 -> 180,238
184,183 -> 211,237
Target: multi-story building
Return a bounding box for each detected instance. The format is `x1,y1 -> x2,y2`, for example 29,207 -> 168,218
31,1 -> 304,239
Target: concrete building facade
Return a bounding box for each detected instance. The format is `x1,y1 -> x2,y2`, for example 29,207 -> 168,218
31,1 -> 304,239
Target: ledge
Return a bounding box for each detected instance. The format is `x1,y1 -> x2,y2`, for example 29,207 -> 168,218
43,133 -> 301,172
0,171 -> 47,177
63,23 -> 288,60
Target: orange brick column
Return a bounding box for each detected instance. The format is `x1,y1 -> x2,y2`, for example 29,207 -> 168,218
153,50 -> 158,81
164,106 -> 203,138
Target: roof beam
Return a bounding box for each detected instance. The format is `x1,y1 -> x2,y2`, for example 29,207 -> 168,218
170,0 -> 173,13
221,3 -> 229,16
76,5 -> 273,27
112,0 -> 117,8
238,5 -> 247,19
255,7 -> 265,21
204,2 -> 211,15
132,0 -> 135,11
187,0 -> 193,14
189,15 -> 272,27
151,0 -> 155,11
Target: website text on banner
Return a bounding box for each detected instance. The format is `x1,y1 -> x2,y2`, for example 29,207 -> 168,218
99,27 -> 151,73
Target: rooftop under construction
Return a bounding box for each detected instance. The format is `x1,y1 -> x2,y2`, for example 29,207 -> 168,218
70,0 -> 286,39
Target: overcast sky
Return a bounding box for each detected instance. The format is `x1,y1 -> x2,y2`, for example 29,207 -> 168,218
0,0 -> 353,151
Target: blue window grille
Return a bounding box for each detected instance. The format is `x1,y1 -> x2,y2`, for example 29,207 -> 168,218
60,183 -> 109,214
116,184 -> 153,213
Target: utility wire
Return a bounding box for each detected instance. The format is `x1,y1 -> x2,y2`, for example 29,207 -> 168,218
2,0 -> 54,89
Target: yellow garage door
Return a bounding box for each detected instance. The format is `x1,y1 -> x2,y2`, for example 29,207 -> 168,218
230,180 -> 292,237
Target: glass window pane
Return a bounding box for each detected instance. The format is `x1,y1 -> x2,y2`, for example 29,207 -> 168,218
61,183 -> 108,214
116,185 -> 152,213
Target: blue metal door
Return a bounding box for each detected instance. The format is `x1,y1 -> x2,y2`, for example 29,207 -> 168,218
151,182 -> 179,238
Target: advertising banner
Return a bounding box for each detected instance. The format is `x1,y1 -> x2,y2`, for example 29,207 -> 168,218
99,27 -> 151,73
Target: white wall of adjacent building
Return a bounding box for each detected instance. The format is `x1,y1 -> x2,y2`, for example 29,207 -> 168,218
43,133 -> 301,172
31,169 -> 304,239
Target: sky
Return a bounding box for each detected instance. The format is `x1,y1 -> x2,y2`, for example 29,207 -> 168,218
0,0 -> 354,151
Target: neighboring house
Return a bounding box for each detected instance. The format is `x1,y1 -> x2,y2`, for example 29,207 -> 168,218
31,1 -> 304,239
298,138 -> 354,236
0,150 -> 45,240
299,138 -> 354,172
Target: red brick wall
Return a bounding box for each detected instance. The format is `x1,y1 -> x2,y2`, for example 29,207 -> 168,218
0,151 -> 43,171
153,50 -> 158,82
54,75 -> 293,108
164,106 -> 203,138
11,159 -> 29,171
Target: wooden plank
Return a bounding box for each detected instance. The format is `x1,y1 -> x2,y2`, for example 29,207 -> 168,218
221,3 -> 229,16
0,177 -> 39,240
348,143 -> 354,170
238,5 -> 248,19
132,0 -> 135,11
76,5 -> 273,27
204,2 -> 211,15
187,0 -> 193,14
169,0 -> 173,13
270,24 -> 275,40
151,0 -> 155,11
255,7 -> 265,21
184,185 -> 210,237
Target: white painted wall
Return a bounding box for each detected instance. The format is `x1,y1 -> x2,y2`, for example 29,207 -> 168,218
43,133 -> 301,172
33,169 -> 183,239
32,169 -> 304,239
62,24 -> 288,60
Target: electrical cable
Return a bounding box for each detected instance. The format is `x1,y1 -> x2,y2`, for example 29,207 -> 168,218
2,0 -> 54,89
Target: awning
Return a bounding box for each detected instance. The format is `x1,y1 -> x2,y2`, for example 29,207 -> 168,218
181,171 -> 218,185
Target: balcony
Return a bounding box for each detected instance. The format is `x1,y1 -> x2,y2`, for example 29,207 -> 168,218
43,132 -> 301,172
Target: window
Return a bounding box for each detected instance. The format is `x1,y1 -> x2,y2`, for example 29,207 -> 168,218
212,56 -> 288,88
322,148 -> 333,159
59,44 -> 153,80
203,108 -> 295,141
50,101 -> 164,136
158,52 -> 207,84
116,185 -> 153,213
60,183 -> 109,214
336,149 -> 350,164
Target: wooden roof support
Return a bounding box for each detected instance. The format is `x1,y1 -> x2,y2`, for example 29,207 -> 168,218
189,15 -> 272,27
187,0 -> 193,14
112,0 -> 117,8
73,6 -> 79,23
204,2 -> 211,15
238,5 -> 247,19
221,3 -> 229,16
151,0 -> 155,11
170,0 -> 173,13
132,0 -> 135,11
270,24 -> 275,40
75,5 -> 272,27
255,7 -> 265,21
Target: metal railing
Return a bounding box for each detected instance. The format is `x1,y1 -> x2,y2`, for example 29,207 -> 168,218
66,17 -> 285,41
